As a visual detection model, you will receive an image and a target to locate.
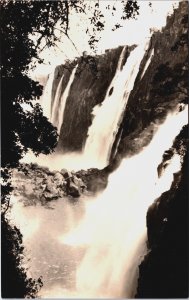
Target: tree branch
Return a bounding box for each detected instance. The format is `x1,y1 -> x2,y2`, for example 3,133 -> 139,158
2,198 -> 10,216
54,26 -> 81,56
65,33 -> 81,56
65,1 -> 69,35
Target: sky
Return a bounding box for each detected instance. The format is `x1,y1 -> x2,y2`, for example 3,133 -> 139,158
30,0 -> 179,80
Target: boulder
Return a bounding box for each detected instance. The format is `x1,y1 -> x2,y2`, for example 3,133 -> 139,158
45,178 -> 58,195
43,191 -> 58,200
23,183 -> 35,196
62,170 -> 72,180
68,182 -> 81,198
54,172 -> 63,180
53,172 -> 64,186
72,175 -> 87,191
60,168 -> 68,176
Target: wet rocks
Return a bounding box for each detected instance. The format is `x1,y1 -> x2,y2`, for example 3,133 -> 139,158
11,163 -> 88,204
75,168 -> 108,193
11,161 -> 110,206
68,182 -> 80,198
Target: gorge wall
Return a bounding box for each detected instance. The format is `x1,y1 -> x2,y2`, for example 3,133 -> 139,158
136,125 -> 188,298
43,1 -> 187,168
51,45 -> 133,152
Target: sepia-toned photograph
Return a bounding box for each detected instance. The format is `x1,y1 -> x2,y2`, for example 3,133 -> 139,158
1,0 -> 188,298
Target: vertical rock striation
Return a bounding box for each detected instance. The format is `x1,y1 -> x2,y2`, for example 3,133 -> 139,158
57,46 -> 133,152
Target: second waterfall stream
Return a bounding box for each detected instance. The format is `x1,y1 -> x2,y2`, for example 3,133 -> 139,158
83,41 -> 150,169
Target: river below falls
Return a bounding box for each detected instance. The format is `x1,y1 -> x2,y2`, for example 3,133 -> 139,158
9,191 -> 147,298
9,195 -> 92,297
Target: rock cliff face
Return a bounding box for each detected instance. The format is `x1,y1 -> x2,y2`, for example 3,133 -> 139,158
136,125 -> 188,298
112,0 -> 188,167
53,46 -> 133,152
48,1 -> 187,163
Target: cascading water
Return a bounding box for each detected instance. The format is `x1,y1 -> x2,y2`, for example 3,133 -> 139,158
56,64 -> 78,134
10,106 -> 188,298
141,48 -> 154,79
41,65 -> 78,133
51,74 -> 64,127
25,41 -> 154,171
83,39 -> 150,169
55,106 -> 187,298
41,70 -> 55,120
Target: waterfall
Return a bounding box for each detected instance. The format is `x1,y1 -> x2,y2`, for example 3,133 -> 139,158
83,40 -> 150,169
53,106 -> 187,298
11,107 -> 188,298
41,70 -> 55,120
12,106 -> 182,298
50,74 -> 64,128
141,48 -> 154,79
56,64 -> 78,134
41,65 -> 77,134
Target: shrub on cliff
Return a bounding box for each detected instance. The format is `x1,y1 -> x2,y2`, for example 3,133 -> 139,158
152,62 -> 188,99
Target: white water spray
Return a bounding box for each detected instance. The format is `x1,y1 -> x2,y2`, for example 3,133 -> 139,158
51,74 -> 64,127
83,40 -> 150,169
50,107 -> 187,298
41,65 -> 77,134
56,65 -> 78,134
141,48 -> 154,79
41,70 -> 55,120
23,106 -> 186,299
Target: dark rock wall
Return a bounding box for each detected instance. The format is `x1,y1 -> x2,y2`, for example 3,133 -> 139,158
136,125 -> 188,298
56,46 -> 132,152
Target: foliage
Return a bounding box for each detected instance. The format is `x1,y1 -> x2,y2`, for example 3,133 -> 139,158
87,0 -> 140,50
152,63 -> 188,99
1,1 -> 67,297
1,214 -> 43,298
121,0 -> 140,20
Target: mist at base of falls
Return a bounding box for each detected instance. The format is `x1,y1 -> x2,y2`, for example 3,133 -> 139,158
10,107 -> 188,298
20,150 -> 105,172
